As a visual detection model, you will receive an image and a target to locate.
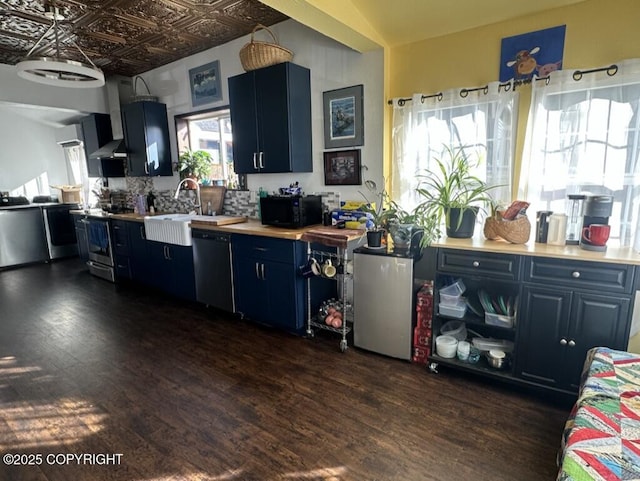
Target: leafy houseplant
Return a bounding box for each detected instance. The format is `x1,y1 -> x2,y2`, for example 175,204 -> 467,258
414,145 -> 497,239
359,180 -> 397,247
175,149 -> 212,182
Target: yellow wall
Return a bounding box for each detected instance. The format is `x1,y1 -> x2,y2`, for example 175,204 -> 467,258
388,0 -> 640,191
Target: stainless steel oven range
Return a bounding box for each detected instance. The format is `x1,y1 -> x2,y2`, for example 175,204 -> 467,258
83,216 -> 115,282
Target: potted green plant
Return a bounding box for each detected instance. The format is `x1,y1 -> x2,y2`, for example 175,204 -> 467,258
359,180 -> 397,248
175,148 -> 212,183
414,145 -> 497,239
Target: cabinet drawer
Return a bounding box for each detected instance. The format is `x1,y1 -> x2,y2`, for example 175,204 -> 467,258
524,257 -> 635,294
232,234 -> 301,264
115,256 -> 131,280
111,220 -> 129,255
438,249 -> 521,280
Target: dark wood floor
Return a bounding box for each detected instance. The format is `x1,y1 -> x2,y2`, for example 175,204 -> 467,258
0,259 -> 571,481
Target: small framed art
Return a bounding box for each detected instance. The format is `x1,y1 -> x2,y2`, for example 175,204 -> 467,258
189,60 -> 222,107
324,149 -> 362,185
323,85 -> 364,149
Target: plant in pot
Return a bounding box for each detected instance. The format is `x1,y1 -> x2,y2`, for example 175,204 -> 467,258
175,148 -> 212,186
359,180 -> 397,248
386,199 -> 439,251
414,145 -> 497,239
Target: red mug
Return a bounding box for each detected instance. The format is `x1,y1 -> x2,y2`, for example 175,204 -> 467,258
582,224 -> 611,246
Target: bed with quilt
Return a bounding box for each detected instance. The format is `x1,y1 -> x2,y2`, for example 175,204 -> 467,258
557,347 -> 640,480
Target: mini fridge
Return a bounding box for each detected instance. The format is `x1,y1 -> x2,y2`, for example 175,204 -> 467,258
353,248 -> 414,360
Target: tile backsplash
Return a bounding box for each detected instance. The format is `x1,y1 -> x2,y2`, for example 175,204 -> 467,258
109,177 -> 340,219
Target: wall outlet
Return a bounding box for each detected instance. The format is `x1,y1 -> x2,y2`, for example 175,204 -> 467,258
250,190 -> 256,203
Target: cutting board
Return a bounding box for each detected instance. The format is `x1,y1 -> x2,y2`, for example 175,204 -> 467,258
301,226 -> 365,248
190,215 -> 248,226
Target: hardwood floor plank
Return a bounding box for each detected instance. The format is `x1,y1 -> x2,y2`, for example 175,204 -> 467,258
0,259 -> 571,480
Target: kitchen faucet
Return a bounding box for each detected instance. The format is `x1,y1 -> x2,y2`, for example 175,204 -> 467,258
173,178 -> 202,215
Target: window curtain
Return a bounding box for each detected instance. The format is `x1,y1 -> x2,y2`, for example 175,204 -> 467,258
391,82 -> 518,213
519,59 -> 640,246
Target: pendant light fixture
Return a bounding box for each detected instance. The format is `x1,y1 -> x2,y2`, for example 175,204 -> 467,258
15,1 -> 104,88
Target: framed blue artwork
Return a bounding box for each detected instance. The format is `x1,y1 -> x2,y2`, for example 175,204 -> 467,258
499,25 -> 566,82
323,85 -> 364,149
189,60 -> 222,107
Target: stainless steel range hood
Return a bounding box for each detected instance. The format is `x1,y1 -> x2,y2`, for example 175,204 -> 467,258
91,139 -> 127,159
89,76 -> 133,160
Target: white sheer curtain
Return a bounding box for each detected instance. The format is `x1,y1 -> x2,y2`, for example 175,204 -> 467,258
391,82 -> 518,213
519,59 -> 640,246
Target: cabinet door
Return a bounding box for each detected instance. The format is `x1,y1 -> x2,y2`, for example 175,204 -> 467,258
564,293 -> 631,390
127,222 -> 150,283
122,102 -> 171,177
166,244 -> 196,301
144,102 -> 172,176
81,114 -> 112,177
516,285 -> 572,388
255,64 -> 291,173
146,241 -> 171,290
228,72 -> 259,174
123,102 -> 148,177
256,63 -> 312,173
263,260 -> 300,330
234,256 -> 267,320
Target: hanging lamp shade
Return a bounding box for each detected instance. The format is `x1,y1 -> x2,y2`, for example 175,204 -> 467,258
15,2 -> 104,88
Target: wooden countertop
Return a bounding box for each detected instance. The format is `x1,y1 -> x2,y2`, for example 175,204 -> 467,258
433,235 -> 640,266
188,219 -> 353,241
70,210 -> 167,222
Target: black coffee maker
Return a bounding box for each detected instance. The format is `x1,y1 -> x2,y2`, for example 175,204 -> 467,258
580,195 -> 613,252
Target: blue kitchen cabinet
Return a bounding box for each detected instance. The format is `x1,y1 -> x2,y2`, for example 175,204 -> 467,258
127,221 -> 151,283
111,219 -> 131,279
146,240 -> 196,301
232,234 -> 307,332
228,62 -> 312,174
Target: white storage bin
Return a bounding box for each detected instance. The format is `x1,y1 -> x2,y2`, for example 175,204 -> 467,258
485,312 -> 515,328
439,298 -> 466,319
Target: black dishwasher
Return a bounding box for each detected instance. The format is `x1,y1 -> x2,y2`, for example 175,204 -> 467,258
192,229 -> 234,312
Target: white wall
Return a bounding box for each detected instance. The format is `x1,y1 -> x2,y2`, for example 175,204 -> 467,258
0,111 -> 70,194
134,19 -> 384,200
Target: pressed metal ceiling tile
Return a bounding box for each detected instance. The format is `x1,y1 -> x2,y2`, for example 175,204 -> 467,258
0,0 -> 288,76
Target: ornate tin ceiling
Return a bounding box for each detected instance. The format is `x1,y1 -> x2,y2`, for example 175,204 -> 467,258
0,0 -> 288,77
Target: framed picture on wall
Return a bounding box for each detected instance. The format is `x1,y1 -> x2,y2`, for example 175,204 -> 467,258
189,60 -> 222,107
323,85 -> 364,149
324,149 -> 362,185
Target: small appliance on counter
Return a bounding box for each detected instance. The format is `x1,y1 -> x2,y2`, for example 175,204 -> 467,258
259,194 -> 322,228
566,194 -> 586,245
580,195 -> 613,251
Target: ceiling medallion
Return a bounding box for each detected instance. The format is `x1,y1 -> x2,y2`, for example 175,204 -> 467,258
15,2 -> 104,88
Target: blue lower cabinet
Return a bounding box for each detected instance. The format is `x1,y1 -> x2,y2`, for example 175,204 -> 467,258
232,234 -> 306,332
147,240 -> 196,301
127,222 -> 151,283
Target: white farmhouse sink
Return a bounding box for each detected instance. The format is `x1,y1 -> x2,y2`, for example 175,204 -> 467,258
144,214 -> 194,246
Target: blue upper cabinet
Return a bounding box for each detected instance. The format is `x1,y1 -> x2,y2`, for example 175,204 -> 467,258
228,62 -> 312,174
122,101 -> 172,177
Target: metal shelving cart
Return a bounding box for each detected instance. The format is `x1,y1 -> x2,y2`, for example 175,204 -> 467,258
300,227 -> 364,352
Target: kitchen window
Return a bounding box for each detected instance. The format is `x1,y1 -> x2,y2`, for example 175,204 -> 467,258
519,59 -> 640,246
175,107 -> 239,188
391,82 -> 517,212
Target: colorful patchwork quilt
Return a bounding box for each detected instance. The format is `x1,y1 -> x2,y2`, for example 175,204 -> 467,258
557,347 -> 640,481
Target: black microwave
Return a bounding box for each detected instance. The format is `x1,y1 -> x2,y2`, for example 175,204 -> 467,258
260,195 -> 322,228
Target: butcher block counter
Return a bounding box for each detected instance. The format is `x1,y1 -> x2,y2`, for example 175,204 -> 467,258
190,219 -> 366,243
